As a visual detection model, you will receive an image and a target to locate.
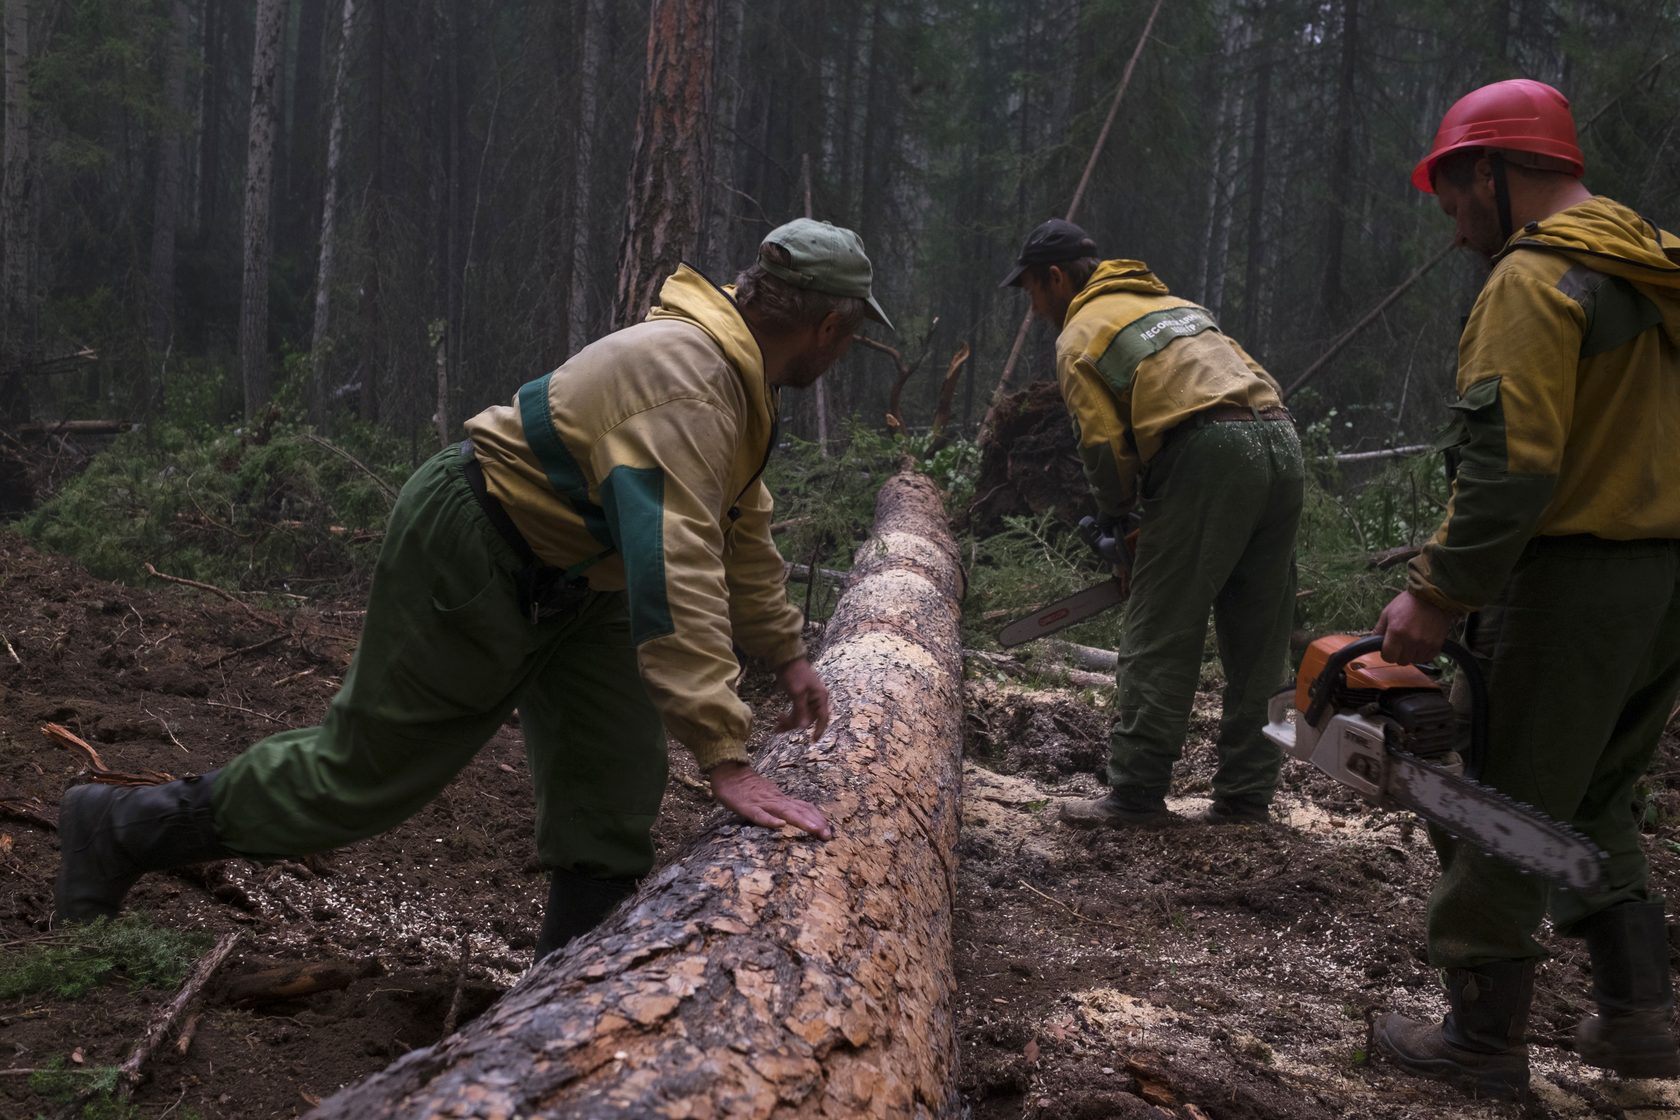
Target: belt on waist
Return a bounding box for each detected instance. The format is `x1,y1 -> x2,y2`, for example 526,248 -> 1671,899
458,438 -> 538,568
1161,404 -> 1292,446
1194,404 -> 1292,425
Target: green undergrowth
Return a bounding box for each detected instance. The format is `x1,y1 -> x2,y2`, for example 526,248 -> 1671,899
22,418 -> 410,599
26,1060 -> 139,1120
0,915 -> 213,1000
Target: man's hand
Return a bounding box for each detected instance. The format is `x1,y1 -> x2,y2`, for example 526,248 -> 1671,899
708,760 -> 834,840
1375,589 -> 1458,665
773,657 -> 831,740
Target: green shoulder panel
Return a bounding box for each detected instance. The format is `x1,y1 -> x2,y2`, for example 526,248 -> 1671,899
518,373 -> 615,549
600,465 -> 674,644
1554,265 -> 1664,359
1090,305 -> 1219,395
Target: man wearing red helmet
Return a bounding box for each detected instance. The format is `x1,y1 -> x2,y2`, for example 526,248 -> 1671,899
1371,78 -> 1680,1096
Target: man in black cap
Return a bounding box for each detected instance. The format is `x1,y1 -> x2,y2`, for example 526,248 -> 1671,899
1004,218 -> 1304,827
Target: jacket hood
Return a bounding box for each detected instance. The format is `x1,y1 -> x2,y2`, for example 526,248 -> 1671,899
1504,196 -> 1680,290
1065,259 -> 1173,322
646,264 -> 766,380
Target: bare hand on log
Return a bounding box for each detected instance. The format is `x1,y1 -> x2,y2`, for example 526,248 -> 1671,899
706,761 -> 833,841
772,655 -> 831,740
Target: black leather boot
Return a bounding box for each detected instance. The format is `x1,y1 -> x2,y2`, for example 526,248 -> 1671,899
54,771 -> 231,925
534,868 -> 637,960
1372,960 -> 1535,1098
1575,901 -> 1680,1078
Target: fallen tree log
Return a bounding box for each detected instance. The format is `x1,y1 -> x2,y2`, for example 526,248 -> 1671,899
308,470 -> 967,1119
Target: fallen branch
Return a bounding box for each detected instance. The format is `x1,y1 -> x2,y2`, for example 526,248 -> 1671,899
0,797 -> 57,831
927,343 -> 972,450
18,419 -> 131,436
142,563 -> 265,621
1368,544 -> 1422,570
301,433 -> 400,503
117,931 -> 242,1099
40,724 -> 175,786
441,934 -> 473,1039
1044,639 -> 1117,673
1018,878 -> 1129,931
174,1010 -> 203,1058
198,632 -> 288,669
223,959 -> 376,1007
768,516 -> 808,536
202,699 -> 289,725
1330,444 -> 1431,465
1,632 -> 19,665
783,561 -> 849,584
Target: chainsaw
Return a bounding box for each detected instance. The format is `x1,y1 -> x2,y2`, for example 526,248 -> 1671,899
997,513 -> 1140,647
1263,633 -> 1606,892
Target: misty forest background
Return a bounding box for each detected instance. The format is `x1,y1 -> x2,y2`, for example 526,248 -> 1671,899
1,0 -> 1678,615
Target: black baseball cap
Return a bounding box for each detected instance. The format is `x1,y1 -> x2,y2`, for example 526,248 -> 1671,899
1000,218 -> 1099,287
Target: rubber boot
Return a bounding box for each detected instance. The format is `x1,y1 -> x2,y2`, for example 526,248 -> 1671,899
54,771 -> 231,925
1372,960 -> 1535,1098
1575,901 -> 1680,1078
534,868 -> 637,960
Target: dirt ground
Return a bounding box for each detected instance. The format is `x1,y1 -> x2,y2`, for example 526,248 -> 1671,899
2,529 -> 1678,1119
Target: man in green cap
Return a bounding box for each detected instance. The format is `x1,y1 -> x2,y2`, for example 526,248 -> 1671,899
55,218 -> 891,958
1003,218 -> 1304,828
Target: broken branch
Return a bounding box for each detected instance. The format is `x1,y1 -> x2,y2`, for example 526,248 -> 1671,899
117,931 -> 242,1099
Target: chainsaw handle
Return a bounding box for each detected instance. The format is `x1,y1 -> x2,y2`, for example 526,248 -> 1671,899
1303,635 -> 1488,776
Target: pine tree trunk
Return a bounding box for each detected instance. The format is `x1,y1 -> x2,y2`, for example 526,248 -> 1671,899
1318,0 -> 1359,321
148,0 -> 194,358
611,0 -> 717,329
239,0 -> 288,422
564,0 -> 605,354
305,471 -> 967,1119
2,0 -> 33,422
1240,48 -> 1272,347
310,0 -> 357,416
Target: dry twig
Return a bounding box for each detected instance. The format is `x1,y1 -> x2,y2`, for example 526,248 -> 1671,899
40,724 -> 175,785
1017,878 -> 1130,931
441,933 -> 473,1038
142,563 -> 264,620
301,433 -> 400,503
116,931 -> 242,1099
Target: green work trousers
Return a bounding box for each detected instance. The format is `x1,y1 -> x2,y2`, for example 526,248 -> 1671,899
1107,419 -> 1304,810
211,447 -> 669,880
1427,535 -> 1680,968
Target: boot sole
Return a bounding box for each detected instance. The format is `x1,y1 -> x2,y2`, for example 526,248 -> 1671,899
1579,1050 -> 1680,1080
1372,1024 -> 1528,1099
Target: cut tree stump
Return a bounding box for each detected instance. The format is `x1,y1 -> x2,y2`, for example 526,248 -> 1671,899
307,470 -> 967,1120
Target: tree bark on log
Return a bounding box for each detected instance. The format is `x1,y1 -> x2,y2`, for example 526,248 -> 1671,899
307,471 -> 966,1120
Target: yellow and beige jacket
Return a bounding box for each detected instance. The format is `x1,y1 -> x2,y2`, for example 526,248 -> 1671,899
1055,260 -> 1285,518
1408,196 -> 1680,612
462,266 -> 805,769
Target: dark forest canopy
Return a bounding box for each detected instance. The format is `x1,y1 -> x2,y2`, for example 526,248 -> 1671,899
2,0 -> 1677,455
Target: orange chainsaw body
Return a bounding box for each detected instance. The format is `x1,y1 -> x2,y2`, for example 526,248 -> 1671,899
1293,633 -> 1439,713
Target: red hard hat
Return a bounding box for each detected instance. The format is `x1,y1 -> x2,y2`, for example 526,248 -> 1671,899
1412,78 -> 1584,193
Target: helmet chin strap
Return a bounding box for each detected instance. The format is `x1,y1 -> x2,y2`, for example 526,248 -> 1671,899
1489,150 -> 1515,243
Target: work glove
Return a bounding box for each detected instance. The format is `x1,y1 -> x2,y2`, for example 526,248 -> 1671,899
1077,513 -> 1141,572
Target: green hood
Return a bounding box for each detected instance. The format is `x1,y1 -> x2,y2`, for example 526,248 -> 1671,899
1065,259 -> 1172,322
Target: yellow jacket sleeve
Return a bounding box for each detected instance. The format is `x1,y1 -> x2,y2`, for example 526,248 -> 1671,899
1407,269 -> 1583,612
1057,349 -> 1141,518
591,398 -> 755,770
723,479 -> 807,669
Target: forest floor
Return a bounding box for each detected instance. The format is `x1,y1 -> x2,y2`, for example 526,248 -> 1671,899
1,529 -> 1678,1120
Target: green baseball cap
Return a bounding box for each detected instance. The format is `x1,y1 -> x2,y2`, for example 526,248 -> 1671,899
758,218 -> 894,332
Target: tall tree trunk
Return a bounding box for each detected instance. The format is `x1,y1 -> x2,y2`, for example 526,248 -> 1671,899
564,0 -> 604,354
438,0 -> 464,442
148,0 -> 194,361
1,0 -> 33,423
611,0 -> 717,329
1318,0 -> 1359,321
310,0 -> 357,421
305,470 -> 967,1120
1240,48 -> 1272,346
239,0 -> 288,422
357,0 -> 386,424
285,0 -> 326,251
196,0 -> 223,239
1198,12 -> 1243,316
